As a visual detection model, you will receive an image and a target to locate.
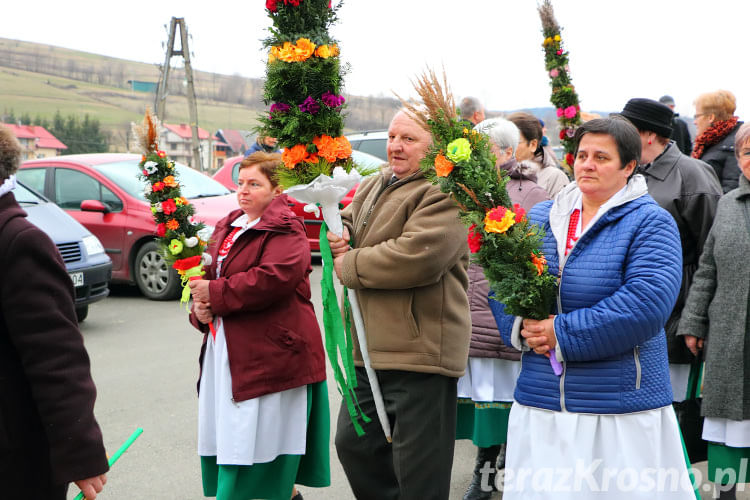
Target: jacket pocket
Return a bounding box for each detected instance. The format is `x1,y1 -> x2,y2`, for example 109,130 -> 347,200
633,346 -> 642,390
406,292 -> 420,339
264,324 -> 305,354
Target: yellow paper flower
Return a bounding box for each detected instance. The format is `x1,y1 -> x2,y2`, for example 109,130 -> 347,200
484,206 -> 516,234
278,42 -> 296,62
554,34 -> 561,42
330,44 -> 340,56
315,45 -> 334,58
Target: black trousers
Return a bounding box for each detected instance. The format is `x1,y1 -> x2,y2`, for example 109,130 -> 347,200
335,367 -> 458,500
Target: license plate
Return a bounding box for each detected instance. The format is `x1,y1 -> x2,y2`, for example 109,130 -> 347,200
69,272 -> 84,287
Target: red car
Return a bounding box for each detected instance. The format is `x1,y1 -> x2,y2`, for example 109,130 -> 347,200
18,153 -> 239,300
213,150 -> 383,251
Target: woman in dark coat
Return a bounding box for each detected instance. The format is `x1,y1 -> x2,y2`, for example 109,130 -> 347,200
679,123 -> 750,500
188,152 -> 329,500
618,98 -> 722,444
0,125 -> 108,499
692,90 -> 744,193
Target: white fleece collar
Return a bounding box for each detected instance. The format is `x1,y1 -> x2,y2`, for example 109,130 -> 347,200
0,175 -> 17,199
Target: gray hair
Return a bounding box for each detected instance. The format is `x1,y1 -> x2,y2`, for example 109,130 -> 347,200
0,125 -> 21,182
474,117 -> 520,153
459,96 -> 484,121
735,122 -> 750,159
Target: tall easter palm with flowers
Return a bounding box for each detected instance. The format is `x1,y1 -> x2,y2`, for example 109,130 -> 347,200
134,110 -> 214,334
539,0 -> 583,172
258,0 -> 385,440
400,70 -> 558,362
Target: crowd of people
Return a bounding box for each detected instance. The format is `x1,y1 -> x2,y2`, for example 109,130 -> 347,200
1,88 -> 748,500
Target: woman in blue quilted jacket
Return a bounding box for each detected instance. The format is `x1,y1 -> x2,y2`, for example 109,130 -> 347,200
490,118 -> 698,499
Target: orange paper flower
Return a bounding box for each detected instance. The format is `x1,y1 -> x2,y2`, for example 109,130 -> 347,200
531,252 -> 547,276
313,135 -> 339,163
293,38 -> 316,61
282,144 -> 309,168
277,41 -> 296,62
166,219 -> 180,231
163,175 -> 178,188
333,136 -> 352,159
434,154 -> 454,177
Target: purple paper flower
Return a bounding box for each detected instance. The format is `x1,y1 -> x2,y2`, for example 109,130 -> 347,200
321,91 -> 345,108
298,96 -> 320,115
270,102 -> 291,114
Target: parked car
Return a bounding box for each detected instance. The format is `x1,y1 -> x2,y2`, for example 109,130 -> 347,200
14,179 -> 111,322
346,130 -> 388,161
18,154 -> 239,300
212,150 -> 384,252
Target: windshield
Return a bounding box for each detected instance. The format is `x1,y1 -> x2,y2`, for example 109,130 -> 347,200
13,181 -> 44,204
93,161 -> 231,201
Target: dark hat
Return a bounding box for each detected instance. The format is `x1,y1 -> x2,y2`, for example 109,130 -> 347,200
619,98 -> 674,138
658,95 -> 675,106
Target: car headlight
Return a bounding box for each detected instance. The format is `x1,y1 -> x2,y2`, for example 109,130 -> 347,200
82,235 -> 105,256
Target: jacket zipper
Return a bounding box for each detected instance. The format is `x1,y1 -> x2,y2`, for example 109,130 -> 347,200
633,346 -> 641,390
556,265 -> 567,412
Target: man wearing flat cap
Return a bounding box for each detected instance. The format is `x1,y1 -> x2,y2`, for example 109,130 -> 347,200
618,97 -> 722,462
659,95 -> 693,155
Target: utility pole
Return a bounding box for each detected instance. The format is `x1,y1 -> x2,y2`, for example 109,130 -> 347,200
154,17 -> 203,171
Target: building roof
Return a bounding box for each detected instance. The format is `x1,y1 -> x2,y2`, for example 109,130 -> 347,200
216,129 -> 249,153
164,123 -> 211,140
2,123 -> 68,149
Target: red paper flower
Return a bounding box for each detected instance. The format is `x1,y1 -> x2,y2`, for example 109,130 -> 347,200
173,255 -> 203,271
156,223 -> 166,237
162,198 -> 177,215
467,224 -> 483,253
565,152 -> 575,167
266,0 -> 278,10
559,129 -> 566,140
152,182 -> 165,192
513,203 -> 526,221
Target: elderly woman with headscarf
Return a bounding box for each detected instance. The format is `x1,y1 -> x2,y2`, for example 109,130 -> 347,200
490,118 -> 696,499
456,117 -> 548,500
692,90 -> 744,193
678,122 -> 750,500
618,98 -> 722,460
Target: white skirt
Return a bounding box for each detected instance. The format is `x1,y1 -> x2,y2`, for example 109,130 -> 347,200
501,403 -> 696,499
457,357 -> 520,402
197,319 -> 307,465
703,417 -> 750,448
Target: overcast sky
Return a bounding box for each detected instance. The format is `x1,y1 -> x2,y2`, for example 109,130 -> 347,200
3,0 -> 748,119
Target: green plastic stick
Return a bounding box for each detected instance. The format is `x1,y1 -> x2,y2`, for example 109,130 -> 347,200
73,428 -> 143,500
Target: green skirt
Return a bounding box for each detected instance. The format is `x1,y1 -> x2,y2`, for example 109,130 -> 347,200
707,442 -> 750,484
200,381 -> 330,500
455,397 -> 512,448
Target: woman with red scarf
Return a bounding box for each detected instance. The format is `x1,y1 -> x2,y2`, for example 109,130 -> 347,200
188,152 -> 329,500
692,90 -> 744,193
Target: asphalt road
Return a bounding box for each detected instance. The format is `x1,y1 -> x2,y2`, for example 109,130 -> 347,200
67,262 -> 745,499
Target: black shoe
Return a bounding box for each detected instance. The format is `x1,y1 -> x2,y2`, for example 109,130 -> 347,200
495,443 -> 507,471
463,445 -> 501,500
291,491 -> 304,500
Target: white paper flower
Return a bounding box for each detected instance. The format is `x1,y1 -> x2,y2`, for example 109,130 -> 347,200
143,161 -> 158,174
143,184 -> 152,195
284,167 -> 363,237
197,227 -> 213,241
184,236 -> 199,248
201,252 -> 213,266
153,202 -> 163,212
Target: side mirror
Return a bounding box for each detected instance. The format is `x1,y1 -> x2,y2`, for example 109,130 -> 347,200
80,199 -> 110,213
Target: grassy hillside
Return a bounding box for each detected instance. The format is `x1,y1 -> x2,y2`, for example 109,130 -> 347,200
0,37 -> 398,151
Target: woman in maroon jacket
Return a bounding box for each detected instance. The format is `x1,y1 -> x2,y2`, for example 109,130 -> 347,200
188,152 -> 329,500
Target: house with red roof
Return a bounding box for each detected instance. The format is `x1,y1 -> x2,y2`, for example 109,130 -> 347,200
2,123 -> 67,159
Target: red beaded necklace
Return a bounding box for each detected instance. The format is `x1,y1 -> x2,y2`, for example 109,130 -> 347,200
565,208 -> 580,256
218,227 -> 242,258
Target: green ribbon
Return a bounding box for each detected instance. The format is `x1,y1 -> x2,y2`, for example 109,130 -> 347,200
179,265 -> 205,310
319,221 -> 370,436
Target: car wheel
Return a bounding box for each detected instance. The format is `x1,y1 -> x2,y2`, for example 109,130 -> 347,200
134,241 -> 181,300
76,305 -> 89,323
